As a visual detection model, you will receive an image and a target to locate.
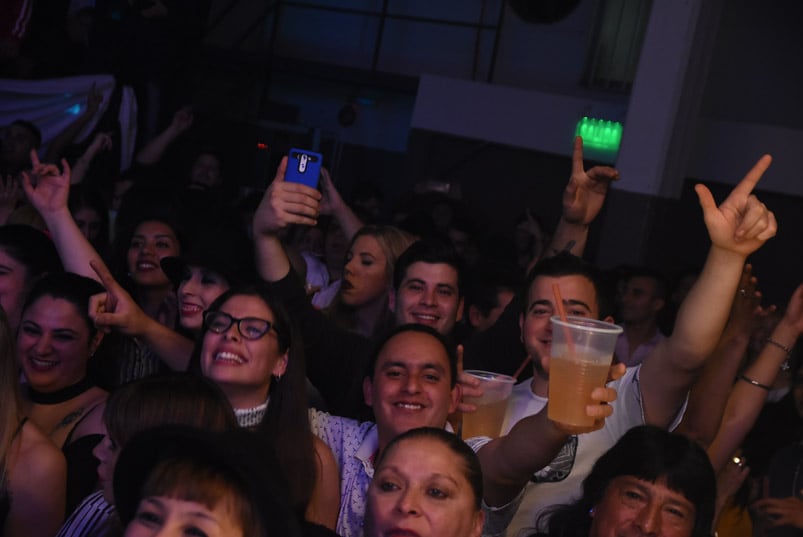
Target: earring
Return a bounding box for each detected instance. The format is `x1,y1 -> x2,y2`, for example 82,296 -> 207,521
589,507 -> 595,517
272,374 -> 283,382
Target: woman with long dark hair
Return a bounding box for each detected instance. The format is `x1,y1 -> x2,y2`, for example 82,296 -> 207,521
192,285 -> 340,529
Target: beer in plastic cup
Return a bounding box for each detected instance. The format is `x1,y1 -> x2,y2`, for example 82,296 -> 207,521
547,316 -> 622,433
462,370 -> 516,438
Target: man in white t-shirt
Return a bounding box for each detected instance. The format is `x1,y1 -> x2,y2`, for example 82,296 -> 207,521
472,156 -> 777,537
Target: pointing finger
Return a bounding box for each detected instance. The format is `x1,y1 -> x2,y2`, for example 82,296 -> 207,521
729,154 -> 772,199
571,136 -> 584,176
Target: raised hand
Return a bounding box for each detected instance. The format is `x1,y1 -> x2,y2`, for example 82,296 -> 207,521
319,167 -> 345,215
727,264 -> 776,336
561,136 -> 620,226
253,156 -> 321,235
87,132 -> 113,155
695,155 -> 777,256
89,260 -> 148,336
753,495 -> 803,529
0,175 -> 21,213
21,150 -> 71,216
168,106 -> 193,135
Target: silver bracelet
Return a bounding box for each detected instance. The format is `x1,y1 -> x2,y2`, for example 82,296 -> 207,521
765,337 -> 792,355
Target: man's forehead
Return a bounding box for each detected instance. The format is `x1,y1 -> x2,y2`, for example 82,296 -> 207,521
401,262 -> 459,285
528,274 -> 598,305
376,331 -> 452,369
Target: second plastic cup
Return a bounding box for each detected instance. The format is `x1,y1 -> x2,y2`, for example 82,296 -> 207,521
547,316 -> 622,433
462,370 -> 516,438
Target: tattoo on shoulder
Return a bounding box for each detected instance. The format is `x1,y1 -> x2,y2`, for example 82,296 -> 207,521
55,408 -> 85,431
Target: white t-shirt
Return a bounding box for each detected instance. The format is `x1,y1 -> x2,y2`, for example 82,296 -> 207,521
470,365 -> 685,537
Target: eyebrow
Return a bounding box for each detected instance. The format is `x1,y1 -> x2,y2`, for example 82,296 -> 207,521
143,497 -> 221,524
528,298 -> 592,312
381,360 -> 447,372
618,478 -> 694,510
381,466 -> 460,487
403,278 -> 457,290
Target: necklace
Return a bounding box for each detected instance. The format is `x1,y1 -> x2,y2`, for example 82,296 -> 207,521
234,398 -> 270,428
27,377 -> 94,405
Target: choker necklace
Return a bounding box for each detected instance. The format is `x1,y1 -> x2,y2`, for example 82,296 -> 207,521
27,377 -> 94,405
235,398 -> 270,428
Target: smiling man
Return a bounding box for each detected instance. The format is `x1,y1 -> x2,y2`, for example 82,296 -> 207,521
309,324 -> 461,537
389,239 -> 465,336
252,157 -> 469,419
471,155 -> 778,537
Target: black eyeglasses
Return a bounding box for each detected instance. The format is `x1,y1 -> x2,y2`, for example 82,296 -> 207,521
203,310 -> 276,340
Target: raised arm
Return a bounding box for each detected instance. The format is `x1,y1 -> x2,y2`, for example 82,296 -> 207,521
640,155 -> 777,428
135,106 -> 193,166
89,260 -> 194,371
70,131 -> 113,185
676,265 -> 774,446
544,136 -> 619,262
21,151 -> 103,280
319,167 -> 363,242
706,282 -> 803,472
253,156 -> 321,282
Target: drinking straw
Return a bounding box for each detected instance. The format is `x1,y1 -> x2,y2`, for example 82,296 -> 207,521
513,355 -> 531,379
552,283 -> 576,356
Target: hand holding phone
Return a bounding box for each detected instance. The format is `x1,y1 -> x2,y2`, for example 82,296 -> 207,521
285,148 -> 322,188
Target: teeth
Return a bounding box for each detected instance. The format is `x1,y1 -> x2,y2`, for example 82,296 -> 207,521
181,304 -> 202,314
214,352 -> 245,364
395,403 -> 422,410
31,357 -> 58,370
414,314 -> 437,321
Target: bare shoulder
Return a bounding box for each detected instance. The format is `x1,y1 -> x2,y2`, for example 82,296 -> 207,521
68,388 -> 108,441
312,435 -> 338,472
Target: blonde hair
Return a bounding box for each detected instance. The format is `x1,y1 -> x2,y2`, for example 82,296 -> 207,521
0,307 -> 22,493
327,225 -> 415,337
354,225 -> 417,283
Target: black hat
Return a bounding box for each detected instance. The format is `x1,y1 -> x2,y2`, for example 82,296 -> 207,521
160,223 -> 256,289
113,426 -> 302,537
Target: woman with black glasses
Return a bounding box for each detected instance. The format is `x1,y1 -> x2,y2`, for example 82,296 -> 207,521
191,284 -> 341,532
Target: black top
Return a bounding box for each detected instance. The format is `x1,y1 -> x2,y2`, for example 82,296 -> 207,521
269,268 -> 372,420
63,404 -> 105,516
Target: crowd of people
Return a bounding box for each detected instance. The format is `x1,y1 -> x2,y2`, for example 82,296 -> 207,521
0,72 -> 801,537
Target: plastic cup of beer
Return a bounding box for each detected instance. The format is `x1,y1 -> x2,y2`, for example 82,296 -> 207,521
462,370 -> 516,439
547,316 -> 622,434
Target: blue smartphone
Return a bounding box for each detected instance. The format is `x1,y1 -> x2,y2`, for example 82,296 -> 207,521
285,148 -> 322,188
